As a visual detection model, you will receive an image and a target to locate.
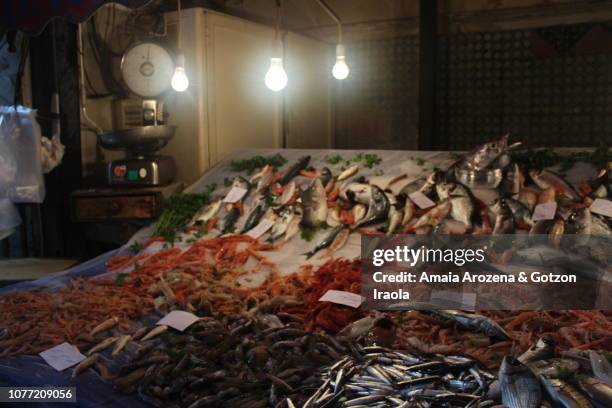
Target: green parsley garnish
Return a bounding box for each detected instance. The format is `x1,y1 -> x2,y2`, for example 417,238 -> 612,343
229,154 -> 287,174
153,184 -> 216,242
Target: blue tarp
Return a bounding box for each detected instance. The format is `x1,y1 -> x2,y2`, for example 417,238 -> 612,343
0,249 -> 152,407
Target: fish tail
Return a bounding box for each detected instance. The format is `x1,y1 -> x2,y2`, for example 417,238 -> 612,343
302,251 -> 315,259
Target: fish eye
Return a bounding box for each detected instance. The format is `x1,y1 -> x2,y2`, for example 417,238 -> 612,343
490,143 -> 497,149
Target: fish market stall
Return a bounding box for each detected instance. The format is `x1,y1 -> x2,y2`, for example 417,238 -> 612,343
1,143 -> 611,408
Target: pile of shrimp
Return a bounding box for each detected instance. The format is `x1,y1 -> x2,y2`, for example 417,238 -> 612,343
108,235 -> 308,315
0,279 -> 152,357
394,309 -> 612,369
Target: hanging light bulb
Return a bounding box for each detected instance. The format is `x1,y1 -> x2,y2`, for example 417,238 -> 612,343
171,0 -> 189,92
266,2 -> 287,92
172,53 -> 189,92
332,44 -> 349,80
265,40 -> 287,91
317,0 -> 348,81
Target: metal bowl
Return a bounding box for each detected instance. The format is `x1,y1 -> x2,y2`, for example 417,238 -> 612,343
98,125 -> 176,154
454,166 -> 503,189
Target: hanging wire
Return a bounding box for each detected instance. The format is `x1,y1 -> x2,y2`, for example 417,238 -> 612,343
177,0 -> 182,49
316,0 -> 342,43
274,0 -> 282,40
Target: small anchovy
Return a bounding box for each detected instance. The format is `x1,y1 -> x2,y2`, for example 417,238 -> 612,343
279,156 -> 310,185
131,326 -> 150,342
90,316 -> 119,336
72,353 -> 100,378
303,225 -> 346,259
112,334 -> 132,357
499,356 -> 541,408
338,164 -> 359,181
141,325 -> 168,342
115,367 -> 147,392
88,336 -> 118,355
320,226 -> 350,258
343,394 -> 386,406
517,336 -> 555,364
540,376 -> 593,408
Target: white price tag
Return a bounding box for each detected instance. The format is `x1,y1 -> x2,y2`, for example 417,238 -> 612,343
408,191 -> 435,209
590,198 -> 612,218
157,310 -> 199,332
532,202 -> 557,221
223,187 -> 248,203
39,342 -> 86,371
318,290 -> 363,308
246,219 -> 275,239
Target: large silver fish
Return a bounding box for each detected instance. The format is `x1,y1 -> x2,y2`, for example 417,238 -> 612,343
301,178 -> 327,227
268,206 -> 296,242
189,199 -> 222,226
589,351 -> 612,386
436,181 -> 474,228
500,163 -> 524,198
240,197 -> 268,233
579,377 -> 612,407
279,156 -> 310,185
340,183 -> 372,204
429,310 -> 510,340
506,197 -> 533,227
540,376 -> 593,408
529,169 -> 580,201
499,356 -> 541,408
400,170 -> 446,200
354,185 -> 390,227
490,198 -> 515,234
460,134 -> 517,171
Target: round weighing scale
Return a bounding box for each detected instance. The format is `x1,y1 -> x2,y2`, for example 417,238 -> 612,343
100,41 -> 177,187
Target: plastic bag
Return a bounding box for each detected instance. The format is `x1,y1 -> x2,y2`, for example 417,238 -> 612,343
0,111 -> 17,198
0,106 -> 45,203
0,198 -> 21,240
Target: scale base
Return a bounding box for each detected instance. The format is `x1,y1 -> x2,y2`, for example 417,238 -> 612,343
107,155 -> 176,187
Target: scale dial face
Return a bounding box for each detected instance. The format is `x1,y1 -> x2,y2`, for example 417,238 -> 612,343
121,42 -> 174,98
